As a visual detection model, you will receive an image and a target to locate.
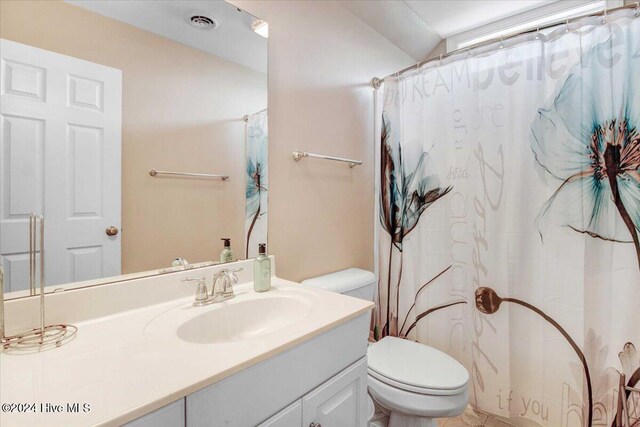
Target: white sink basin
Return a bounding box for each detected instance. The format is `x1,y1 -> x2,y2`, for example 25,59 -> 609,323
177,296 -> 310,344
145,286 -> 316,345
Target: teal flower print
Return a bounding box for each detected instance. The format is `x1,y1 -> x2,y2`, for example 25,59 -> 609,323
531,37 -> 640,268
246,159 -> 266,226
377,112 -> 452,337
245,114 -> 268,258
379,113 -> 452,251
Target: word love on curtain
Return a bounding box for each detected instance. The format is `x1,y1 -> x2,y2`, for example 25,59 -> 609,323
375,9 -> 640,427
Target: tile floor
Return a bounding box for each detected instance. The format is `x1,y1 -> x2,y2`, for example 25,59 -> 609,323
370,405 -> 516,427
437,406 -> 515,426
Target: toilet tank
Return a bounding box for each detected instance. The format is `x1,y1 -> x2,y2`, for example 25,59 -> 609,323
300,268 -> 376,301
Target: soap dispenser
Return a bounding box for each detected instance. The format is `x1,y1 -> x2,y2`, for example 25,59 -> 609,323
220,238 -> 233,263
253,243 -> 271,292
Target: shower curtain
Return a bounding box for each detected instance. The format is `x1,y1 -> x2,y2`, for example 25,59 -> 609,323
245,109 -> 268,258
376,9 -> 639,427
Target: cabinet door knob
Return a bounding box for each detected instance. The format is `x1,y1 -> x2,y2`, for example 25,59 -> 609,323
310,423 -> 321,427
106,226 -> 119,236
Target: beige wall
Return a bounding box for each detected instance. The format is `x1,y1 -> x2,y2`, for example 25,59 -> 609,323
229,1 -> 413,281
0,1 -> 267,274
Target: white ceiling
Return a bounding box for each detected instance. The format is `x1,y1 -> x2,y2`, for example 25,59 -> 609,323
66,0 -> 567,69
65,0 -> 267,73
341,1 -> 442,62
342,0 -> 561,61
405,0 -> 558,38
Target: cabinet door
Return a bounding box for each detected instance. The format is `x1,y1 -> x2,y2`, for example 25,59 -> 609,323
124,398 -> 185,427
258,400 -> 302,427
302,357 -> 368,427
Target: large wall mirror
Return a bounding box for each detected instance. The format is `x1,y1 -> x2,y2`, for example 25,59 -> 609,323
0,0 -> 268,299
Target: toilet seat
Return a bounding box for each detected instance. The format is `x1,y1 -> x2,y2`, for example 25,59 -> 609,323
367,337 -> 469,396
368,369 -> 466,396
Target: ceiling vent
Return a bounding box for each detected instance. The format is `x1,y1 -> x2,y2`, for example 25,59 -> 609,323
184,10 -> 219,31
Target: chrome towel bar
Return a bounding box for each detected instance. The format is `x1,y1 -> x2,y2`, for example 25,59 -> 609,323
292,151 -> 362,168
149,169 -> 229,180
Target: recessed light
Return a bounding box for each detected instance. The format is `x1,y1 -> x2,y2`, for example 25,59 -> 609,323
252,19 -> 268,38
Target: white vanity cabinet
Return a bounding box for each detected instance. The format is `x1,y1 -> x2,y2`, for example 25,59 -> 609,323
127,356 -> 367,427
259,358 -> 368,427
125,314 -> 369,427
187,314 -> 369,427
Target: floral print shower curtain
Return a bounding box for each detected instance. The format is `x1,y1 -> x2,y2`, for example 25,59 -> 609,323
376,9 -> 639,427
245,110 -> 268,258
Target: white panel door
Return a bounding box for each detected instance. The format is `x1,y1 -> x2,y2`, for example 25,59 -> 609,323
0,38 -> 122,292
302,357 -> 368,427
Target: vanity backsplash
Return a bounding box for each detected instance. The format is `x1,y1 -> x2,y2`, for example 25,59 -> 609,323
2,258 -> 273,337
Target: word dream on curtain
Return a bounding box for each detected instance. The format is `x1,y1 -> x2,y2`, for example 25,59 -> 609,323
376,9 -> 639,427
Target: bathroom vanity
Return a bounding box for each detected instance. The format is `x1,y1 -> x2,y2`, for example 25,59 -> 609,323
0,259 -> 373,427
130,318 -> 368,427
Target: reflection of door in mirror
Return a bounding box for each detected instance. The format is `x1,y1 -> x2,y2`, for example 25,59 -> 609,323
0,39 -> 122,294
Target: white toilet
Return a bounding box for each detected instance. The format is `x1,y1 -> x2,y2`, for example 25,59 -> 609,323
301,268 -> 469,427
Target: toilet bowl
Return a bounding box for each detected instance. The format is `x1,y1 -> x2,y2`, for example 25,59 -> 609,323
301,269 -> 469,427
367,336 -> 468,426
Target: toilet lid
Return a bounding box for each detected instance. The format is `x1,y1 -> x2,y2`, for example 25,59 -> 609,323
368,337 -> 469,394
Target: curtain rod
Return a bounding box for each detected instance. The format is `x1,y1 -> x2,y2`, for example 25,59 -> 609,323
371,2 -> 639,88
243,108 -> 267,122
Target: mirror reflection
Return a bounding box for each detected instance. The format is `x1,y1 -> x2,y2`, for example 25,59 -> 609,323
0,0 -> 268,298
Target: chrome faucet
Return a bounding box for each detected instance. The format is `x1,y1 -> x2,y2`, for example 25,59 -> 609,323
211,268 -> 242,302
182,268 -> 243,307
161,258 -> 221,274
172,257 -> 191,270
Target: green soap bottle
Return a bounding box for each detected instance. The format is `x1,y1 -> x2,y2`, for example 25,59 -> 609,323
253,243 -> 271,292
220,238 -> 233,263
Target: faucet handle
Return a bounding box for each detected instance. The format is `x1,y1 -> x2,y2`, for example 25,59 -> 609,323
228,267 -> 243,282
182,276 -> 208,306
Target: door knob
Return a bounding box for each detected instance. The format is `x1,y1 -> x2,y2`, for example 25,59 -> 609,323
106,226 -> 119,236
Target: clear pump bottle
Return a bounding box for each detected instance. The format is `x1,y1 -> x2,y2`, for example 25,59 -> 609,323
253,243 -> 271,292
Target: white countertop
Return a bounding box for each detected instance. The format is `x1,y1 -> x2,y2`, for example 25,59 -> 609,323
0,279 -> 373,427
